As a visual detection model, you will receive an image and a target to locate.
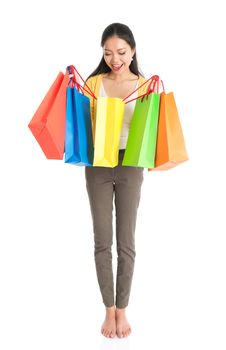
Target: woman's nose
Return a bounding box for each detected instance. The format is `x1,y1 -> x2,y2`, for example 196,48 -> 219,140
111,54 -> 121,61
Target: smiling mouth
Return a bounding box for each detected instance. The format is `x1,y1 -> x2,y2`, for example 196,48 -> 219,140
112,64 -> 123,71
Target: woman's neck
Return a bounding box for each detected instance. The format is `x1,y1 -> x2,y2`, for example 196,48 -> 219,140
104,70 -> 138,82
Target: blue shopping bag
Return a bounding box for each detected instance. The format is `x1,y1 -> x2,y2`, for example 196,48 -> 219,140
64,67 -> 94,166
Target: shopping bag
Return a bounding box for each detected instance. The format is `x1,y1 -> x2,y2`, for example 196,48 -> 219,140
64,66 -> 94,166
28,69 -> 70,159
93,97 -> 125,167
122,76 -> 161,168
148,90 -> 189,171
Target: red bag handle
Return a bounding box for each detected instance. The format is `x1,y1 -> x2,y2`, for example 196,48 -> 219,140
67,65 -> 97,100
146,75 -> 165,94
123,75 -> 165,104
67,66 -> 82,92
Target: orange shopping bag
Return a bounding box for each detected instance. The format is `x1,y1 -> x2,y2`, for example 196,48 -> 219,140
28,69 -> 72,159
148,82 -> 189,171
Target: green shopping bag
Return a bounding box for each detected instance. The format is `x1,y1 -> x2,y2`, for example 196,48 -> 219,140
122,76 -> 161,168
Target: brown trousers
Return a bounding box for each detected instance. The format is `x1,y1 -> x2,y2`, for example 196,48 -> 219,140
85,149 -> 144,308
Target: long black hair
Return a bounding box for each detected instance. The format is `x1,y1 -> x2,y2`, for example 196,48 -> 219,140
86,23 -> 144,81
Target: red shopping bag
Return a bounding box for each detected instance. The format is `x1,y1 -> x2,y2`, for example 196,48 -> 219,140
28,69 -> 71,159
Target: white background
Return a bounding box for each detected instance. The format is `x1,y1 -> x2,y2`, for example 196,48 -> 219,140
0,0 -> 225,349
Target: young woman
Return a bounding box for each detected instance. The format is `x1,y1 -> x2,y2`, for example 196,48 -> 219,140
83,23 -> 148,339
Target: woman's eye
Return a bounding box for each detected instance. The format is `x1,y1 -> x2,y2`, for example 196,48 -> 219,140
104,52 -> 126,56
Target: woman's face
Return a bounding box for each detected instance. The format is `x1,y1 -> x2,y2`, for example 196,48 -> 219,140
103,36 -> 135,74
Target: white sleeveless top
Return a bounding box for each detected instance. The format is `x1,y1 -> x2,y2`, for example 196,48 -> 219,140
99,81 -> 138,150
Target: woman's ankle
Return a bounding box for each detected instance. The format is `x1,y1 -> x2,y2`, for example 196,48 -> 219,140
105,305 -> 115,314
116,306 -> 126,313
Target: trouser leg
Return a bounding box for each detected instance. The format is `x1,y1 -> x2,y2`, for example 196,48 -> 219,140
114,152 -> 144,308
85,166 -> 115,307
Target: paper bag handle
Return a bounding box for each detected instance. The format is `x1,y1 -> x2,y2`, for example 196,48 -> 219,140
123,75 -> 165,104
67,65 -> 97,100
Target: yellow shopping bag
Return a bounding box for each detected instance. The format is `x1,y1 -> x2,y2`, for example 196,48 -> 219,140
93,97 -> 125,167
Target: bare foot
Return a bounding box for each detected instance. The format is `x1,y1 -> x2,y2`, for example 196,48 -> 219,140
101,306 -> 116,338
116,307 -> 131,338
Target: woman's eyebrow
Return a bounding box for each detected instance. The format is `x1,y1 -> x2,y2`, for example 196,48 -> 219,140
104,48 -> 126,52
